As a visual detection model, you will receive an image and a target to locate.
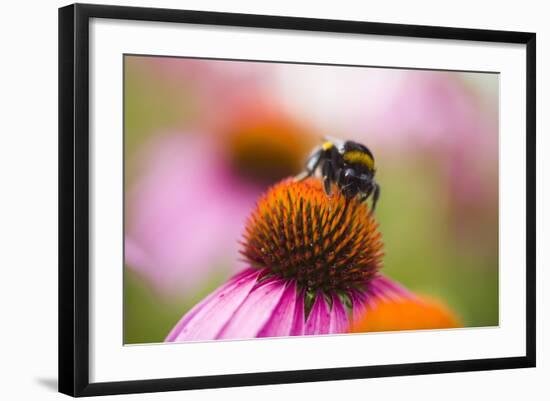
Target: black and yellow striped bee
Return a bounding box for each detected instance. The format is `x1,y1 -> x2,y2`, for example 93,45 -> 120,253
296,138 -> 380,213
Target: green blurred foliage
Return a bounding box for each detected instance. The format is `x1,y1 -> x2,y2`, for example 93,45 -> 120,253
124,268 -> 228,344
124,57 -> 198,185
378,159 -> 498,328
124,270 -> 186,344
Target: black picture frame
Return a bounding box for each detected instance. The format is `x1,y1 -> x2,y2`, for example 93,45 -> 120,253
59,3 -> 536,397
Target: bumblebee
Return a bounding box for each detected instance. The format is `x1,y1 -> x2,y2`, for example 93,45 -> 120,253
296,138 -> 381,212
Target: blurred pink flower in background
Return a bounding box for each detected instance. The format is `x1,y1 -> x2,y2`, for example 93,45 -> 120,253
363,71 -> 498,204
275,67 -> 497,202
125,133 -> 259,295
364,72 -> 496,148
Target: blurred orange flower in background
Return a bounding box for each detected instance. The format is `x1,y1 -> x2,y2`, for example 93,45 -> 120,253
219,98 -> 315,184
351,296 -> 461,333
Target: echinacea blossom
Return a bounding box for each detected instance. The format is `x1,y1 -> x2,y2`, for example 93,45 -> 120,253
166,178 -> 415,341
219,97 -> 315,184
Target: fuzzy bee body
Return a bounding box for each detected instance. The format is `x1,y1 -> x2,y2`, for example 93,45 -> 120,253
296,138 -> 381,212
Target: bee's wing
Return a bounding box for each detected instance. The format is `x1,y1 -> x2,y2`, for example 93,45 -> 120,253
294,143 -> 324,182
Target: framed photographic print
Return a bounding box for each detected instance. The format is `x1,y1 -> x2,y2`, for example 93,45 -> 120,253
58,3 -> 536,397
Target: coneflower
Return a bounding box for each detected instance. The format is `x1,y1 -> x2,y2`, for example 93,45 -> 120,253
222,98 -> 314,183
166,177 -> 413,342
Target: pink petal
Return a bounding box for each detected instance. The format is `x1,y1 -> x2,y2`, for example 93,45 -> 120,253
369,275 -> 414,300
350,274 -> 415,325
290,286 -> 306,336
328,293 -> 350,333
216,278 -> 287,339
165,268 -> 261,342
257,281 -> 301,338
350,289 -> 370,316
304,292 -> 331,335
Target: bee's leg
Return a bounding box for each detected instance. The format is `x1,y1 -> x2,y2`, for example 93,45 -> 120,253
322,161 -> 335,196
370,183 -> 381,214
357,192 -> 369,203
295,148 -> 323,181
294,171 -> 310,181
336,168 -> 347,190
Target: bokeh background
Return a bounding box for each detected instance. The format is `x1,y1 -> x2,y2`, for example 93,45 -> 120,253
124,55 -> 499,345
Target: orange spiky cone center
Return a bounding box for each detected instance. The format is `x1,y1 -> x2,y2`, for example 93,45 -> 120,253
241,178 -> 384,292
